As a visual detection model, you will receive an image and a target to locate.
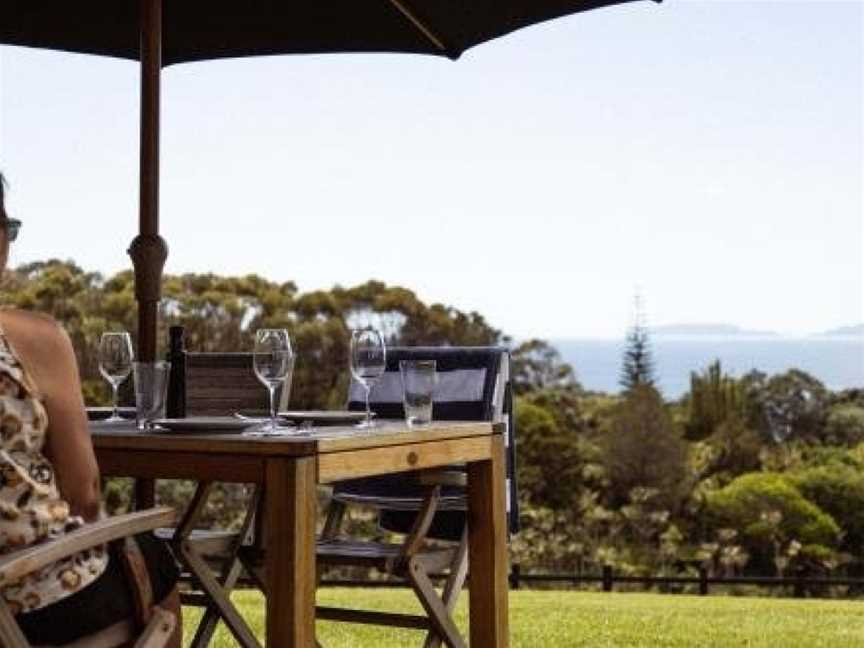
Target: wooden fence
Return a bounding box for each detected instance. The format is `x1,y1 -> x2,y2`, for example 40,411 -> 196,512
316,564 -> 864,598
506,565 -> 864,597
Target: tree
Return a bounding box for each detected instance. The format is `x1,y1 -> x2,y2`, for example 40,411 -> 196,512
1,261 -> 505,409
823,404 -> 864,447
619,295 -> 656,392
601,385 -> 687,511
515,396 -> 601,510
685,360 -> 746,441
511,339 -> 580,395
741,369 -> 828,443
702,417 -> 764,479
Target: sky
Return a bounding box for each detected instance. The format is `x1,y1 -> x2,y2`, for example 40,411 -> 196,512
0,1 -> 862,340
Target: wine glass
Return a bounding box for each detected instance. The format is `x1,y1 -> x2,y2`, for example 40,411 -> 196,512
350,327 -> 386,429
251,328 -> 294,436
98,332 -> 134,422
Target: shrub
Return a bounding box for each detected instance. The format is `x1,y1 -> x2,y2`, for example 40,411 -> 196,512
823,404 -> 864,446
515,398 -> 602,510
705,473 -> 840,572
789,464 -> 864,554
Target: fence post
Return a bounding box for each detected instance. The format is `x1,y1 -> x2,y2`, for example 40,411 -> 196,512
793,572 -> 805,598
602,565 -> 613,592
699,567 -> 708,596
509,564 -> 521,590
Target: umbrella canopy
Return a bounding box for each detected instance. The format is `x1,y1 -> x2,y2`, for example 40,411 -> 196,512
2,1 -> 656,63
2,0 -> 660,361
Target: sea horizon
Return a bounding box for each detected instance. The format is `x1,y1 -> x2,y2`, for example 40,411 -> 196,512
551,335 -> 864,399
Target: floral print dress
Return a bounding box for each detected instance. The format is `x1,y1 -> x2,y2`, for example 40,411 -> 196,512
0,326 -> 108,614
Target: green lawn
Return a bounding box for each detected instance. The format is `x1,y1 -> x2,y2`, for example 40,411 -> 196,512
183,588 -> 863,647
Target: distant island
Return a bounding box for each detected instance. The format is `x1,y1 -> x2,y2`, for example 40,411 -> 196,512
820,324 -> 864,337
651,323 -> 779,337
645,322 -> 864,338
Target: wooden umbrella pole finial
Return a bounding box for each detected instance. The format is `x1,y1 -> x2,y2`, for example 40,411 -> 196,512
131,0 -> 164,363
128,233 -> 168,361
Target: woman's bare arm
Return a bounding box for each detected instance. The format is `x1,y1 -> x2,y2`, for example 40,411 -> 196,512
0,310 -> 101,521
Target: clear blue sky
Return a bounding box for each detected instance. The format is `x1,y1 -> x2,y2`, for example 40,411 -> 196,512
1,1 -> 861,339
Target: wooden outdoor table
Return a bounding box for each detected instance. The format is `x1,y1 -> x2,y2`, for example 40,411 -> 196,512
90,420 -> 509,647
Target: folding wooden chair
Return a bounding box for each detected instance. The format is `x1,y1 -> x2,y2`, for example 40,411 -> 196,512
0,507 -> 178,648
317,347 -> 518,648
158,327 -> 291,648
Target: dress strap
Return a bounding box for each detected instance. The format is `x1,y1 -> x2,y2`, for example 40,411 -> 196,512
0,315 -> 39,398
0,322 -> 13,357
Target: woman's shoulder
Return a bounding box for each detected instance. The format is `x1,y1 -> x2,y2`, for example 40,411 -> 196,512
0,309 -> 72,368
0,308 -> 66,343
0,310 -> 78,398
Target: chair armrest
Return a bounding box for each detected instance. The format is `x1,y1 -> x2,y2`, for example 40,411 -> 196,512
417,469 -> 467,488
0,507 -> 177,586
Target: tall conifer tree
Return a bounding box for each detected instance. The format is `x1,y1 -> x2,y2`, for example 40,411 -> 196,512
619,293 -> 657,392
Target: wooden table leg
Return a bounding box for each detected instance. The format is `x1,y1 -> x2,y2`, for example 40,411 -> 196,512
265,457 -> 317,647
134,477 -> 156,509
467,435 -> 509,647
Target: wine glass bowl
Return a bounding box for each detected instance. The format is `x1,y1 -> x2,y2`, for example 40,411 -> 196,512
251,328 -> 294,436
98,332 -> 134,422
350,328 -> 386,428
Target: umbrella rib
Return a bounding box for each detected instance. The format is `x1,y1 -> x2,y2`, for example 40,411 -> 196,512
387,0 -> 450,54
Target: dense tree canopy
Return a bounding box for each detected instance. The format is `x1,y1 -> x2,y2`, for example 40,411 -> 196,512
3,259 -> 862,587
0,260 -> 502,408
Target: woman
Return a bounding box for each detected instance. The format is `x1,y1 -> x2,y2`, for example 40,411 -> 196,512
0,172 -> 181,646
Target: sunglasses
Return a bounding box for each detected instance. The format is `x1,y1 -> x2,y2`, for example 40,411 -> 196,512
1,218 -> 21,242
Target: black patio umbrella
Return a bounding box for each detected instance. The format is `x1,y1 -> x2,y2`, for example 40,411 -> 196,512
2,0 -> 660,360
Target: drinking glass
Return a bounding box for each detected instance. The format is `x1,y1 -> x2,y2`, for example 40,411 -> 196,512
350,328 -> 386,429
251,328 -> 294,436
400,360 -> 436,426
98,332 -> 134,422
133,361 -> 171,430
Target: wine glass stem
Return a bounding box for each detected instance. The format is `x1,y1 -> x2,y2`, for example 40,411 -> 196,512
111,383 -> 119,420
364,384 -> 372,427
268,385 -> 277,430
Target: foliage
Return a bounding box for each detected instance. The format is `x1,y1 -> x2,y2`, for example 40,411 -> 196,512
741,369 -> 829,444
514,396 -> 602,510
705,473 -> 841,573
513,489 -> 682,576
511,339 -> 580,395
823,404 -> 864,446
830,387 -> 864,409
684,360 -> 746,441
0,261 -> 502,409
619,297 -> 656,392
696,528 -> 749,577
849,441 -> 864,466
788,464 -> 864,554
600,385 -> 687,511
511,503 -> 594,572
6,258 -> 864,583
693,417 -> 765,483
577,392 -> 621,435
614,487 -> 680,575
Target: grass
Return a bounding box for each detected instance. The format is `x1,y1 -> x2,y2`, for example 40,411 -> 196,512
182,588 -> 863,647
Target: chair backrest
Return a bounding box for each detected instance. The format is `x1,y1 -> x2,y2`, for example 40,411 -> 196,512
344,346 -> 519,534
165,327 -> 290,417
184,352 -> 282,416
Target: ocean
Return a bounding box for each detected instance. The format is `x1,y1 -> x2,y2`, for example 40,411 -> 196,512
552,337 -> 864,399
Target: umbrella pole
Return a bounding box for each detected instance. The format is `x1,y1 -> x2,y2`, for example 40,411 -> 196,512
128,0 -> 167,364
